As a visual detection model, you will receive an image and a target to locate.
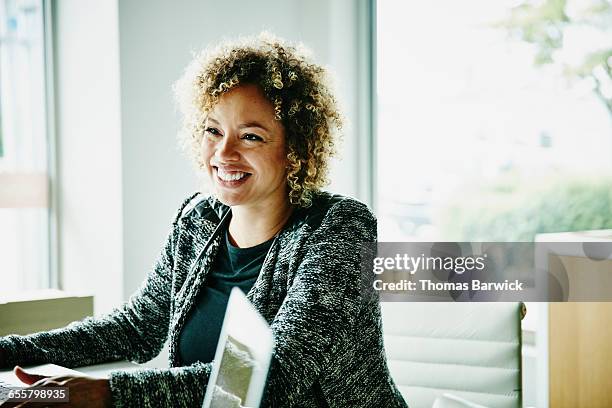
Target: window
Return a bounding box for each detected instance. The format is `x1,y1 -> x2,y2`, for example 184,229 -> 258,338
376,0 -> 612,243
0,0 -> 54,294
376,2 -> 611,406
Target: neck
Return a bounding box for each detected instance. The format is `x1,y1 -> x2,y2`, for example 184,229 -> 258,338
227,199 -> 293,248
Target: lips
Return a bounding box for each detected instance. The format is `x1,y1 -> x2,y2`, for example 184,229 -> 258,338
213,166 -> 252,186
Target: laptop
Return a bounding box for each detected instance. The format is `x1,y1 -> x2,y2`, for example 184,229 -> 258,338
202,287 -> 274,408
1,287 -> 274,406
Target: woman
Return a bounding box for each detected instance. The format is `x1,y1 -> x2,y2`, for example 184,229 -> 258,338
0,33 -> 408,408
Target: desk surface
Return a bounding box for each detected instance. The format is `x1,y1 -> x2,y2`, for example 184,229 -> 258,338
0,361 -> 145,386
76,360 -> 144,378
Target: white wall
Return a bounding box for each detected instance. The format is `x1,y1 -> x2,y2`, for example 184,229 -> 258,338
53,0 -> 369,315
117,0 -> 370,299
53,0 -> 123,316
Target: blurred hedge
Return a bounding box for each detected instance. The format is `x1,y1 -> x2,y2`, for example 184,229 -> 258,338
437,177 -> 612,241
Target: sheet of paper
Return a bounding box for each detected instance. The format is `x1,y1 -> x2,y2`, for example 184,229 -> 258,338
0,364 -> 84,387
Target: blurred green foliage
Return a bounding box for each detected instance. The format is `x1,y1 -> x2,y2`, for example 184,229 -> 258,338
497,0 -> 612,115
437,177 -> 612,241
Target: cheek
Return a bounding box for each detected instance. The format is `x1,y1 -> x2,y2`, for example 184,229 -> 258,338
253,155 -> 285,181
198,141 -> 214,172
272,154 -> 288,181
200,138 -> 213,158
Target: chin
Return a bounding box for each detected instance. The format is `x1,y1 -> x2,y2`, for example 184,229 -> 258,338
213,190 -> 245,207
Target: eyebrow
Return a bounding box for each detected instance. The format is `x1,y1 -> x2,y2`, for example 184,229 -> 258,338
206,117 -> 270,132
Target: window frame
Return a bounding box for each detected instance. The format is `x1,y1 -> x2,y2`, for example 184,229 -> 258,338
0,0 -> 58,292
43,0 -> 59,290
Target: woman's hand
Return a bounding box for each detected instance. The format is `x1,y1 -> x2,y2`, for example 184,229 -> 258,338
1,366 -> 112,408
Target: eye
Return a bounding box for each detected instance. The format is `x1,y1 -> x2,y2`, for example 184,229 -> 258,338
242,133 -> 264,142
205,127 -> 221,136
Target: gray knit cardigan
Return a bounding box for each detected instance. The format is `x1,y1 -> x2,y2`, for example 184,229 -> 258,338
0,191 -> 408,408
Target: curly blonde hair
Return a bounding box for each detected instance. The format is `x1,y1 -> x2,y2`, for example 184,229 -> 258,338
174,32 -> 343,207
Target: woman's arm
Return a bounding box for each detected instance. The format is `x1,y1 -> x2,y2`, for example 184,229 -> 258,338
107,362 -> 211,408
0,193 -> 199,369
263,198 -> 376,405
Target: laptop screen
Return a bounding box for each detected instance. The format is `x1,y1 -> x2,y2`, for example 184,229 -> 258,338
202,287 -> 274,408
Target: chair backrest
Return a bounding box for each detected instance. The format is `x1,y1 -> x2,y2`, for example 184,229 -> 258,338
381,302 -> 523,408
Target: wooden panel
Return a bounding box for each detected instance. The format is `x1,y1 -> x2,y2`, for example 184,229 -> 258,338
549,255 -> 612,407
549,302 -> 612,408
548,255 -> 612,300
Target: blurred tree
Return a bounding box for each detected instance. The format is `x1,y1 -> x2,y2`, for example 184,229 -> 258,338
437,177 -> 612,241
498,0 -> 612,115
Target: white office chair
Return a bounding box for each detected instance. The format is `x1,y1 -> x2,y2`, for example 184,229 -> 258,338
382,302 -> 524,408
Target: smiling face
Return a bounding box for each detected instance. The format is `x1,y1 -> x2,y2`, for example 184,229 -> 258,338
201,84 -> 289,210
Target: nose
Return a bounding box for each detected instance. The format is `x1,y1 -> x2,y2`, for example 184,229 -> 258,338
215,133 -> 240,162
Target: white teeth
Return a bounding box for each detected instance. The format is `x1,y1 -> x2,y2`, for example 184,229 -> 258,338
217,168 -> 248,182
